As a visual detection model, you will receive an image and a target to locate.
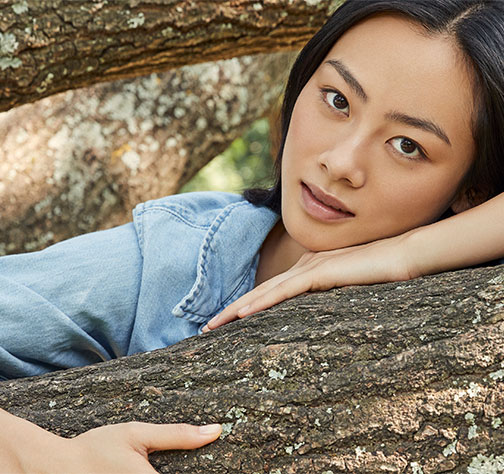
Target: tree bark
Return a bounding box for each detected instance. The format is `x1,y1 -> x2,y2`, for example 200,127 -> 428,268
0,51 -> 292,255
1,265 -> 503,473
0,0 -> 341,112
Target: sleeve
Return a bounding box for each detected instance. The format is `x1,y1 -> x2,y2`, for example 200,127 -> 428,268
0,223 -> 143,380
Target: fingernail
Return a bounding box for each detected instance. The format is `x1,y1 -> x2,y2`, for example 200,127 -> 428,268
237,305 -> 250,316
201,325 -> 210,333
199,424 -> 222,435
205,316 -> 218,330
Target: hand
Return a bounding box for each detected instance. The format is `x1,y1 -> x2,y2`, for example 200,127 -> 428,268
202,232 -> 415,332
63,422 -> 221,474
1,408 -> 221,474
62,422 -> 221,474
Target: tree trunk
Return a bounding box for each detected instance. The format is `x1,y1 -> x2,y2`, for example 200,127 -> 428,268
0,0 -> 341,112
1,265 -> 503,473
0,51 -> 293,255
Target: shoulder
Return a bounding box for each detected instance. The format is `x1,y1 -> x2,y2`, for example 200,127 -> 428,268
132,192 -> 256,254
133,191 -> 247,228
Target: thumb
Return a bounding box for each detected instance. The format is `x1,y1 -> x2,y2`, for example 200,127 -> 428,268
131,422 -> 222,453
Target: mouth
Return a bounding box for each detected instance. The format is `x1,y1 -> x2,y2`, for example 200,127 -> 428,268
301,182 -> 355,221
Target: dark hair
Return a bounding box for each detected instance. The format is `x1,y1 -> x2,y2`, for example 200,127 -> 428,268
244,0 -> 504,214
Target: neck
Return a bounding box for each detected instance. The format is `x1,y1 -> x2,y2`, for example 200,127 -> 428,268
254,220 -> 306,287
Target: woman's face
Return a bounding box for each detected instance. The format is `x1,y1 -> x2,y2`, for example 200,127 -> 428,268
281,14 -> 476,252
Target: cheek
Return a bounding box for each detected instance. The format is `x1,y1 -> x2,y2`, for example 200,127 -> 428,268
375,173 -> 462,230
284,87 -> 325,155
280,128 -> 309,189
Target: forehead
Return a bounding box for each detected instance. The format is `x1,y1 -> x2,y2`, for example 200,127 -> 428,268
316,14 -> 475,147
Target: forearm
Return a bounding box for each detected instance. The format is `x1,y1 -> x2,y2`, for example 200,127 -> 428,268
0,411 -> 23,472
0,408 -> 63,473
0,408 -> 31,472
207,195 -> 504,331
407,192 -> 504,277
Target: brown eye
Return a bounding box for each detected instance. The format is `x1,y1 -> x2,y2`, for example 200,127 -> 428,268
390,137 -> 426,160
324,90 -> 349,114
331,92 -> 348,109
400,138 -> 416,154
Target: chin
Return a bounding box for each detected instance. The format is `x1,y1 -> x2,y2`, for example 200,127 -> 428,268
287,226 -> 345,252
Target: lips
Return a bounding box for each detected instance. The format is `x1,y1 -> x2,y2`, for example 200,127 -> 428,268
301,182 -> 355,221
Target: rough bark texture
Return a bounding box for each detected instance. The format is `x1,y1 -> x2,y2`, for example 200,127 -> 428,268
0,0 -> 342,112
1,265 -> 503,473
0,51 -> 292,255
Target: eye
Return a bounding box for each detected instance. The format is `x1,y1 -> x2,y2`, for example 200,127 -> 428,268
389,137 -> 427,160
320,88 -> 349,115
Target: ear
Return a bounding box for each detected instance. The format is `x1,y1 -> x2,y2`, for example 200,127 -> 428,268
450,187 -> 486,214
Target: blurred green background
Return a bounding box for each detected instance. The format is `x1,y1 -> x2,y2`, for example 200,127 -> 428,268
180,118 -> 275,194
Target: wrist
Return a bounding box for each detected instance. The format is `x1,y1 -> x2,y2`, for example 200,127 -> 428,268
401,226 -> 428,280
0,409 -> 68,474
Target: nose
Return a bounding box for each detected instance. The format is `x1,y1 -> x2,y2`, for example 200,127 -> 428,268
318,135 -> 366,188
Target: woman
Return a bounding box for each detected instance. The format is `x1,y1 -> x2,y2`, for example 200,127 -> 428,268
2,0 -> 504,471
204,0 -> 504,330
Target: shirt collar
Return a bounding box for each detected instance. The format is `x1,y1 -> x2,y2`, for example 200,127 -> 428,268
172,200 -> 279,323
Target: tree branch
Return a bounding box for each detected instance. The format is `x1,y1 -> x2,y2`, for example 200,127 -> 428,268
2,265 -> 503,473
0,51 -> 293,254
0,0 -> 342,111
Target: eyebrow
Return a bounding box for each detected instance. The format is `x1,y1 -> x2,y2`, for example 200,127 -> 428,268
324,59 -> 368,101
323,59 -> 452,146
385,111 -> 451,146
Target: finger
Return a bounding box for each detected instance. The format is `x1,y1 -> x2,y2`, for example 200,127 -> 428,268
203,275 -> 289,331
130,423 -> 222,453
228,267 -> 314,319
201,304 -> 239,332
212,268 -> 314,329
201,307 -> 237,332
202,286 -> 268,331
235,273 -> 313,318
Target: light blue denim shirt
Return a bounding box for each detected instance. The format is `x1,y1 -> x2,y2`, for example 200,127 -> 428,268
0,192 -> 279,380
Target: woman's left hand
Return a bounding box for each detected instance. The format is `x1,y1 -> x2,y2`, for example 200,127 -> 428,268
202,231 -> 416,332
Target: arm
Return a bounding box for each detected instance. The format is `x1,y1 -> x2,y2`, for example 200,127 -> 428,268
407,192 -> 504,276
204,192 -> 504,331
0,408 -> 221,473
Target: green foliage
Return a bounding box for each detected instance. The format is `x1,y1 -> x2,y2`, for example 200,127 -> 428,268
180,118 -> 275,194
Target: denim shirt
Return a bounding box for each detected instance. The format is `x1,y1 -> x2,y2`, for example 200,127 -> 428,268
0,192 -> 279,380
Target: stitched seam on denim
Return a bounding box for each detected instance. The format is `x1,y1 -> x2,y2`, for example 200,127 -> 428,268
221,262 -> 255,306
131,246 -> 145,345
196,200 -> 251,287
175,312 -> 208,322
134,206 -> 145,256
176,201 -> 251,315
134,206 -> 210,231
218,202 -> 263,306
182,263 -> 252,317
